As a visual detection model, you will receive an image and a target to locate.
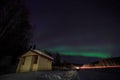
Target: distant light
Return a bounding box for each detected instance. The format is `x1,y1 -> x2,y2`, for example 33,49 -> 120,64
79,66 -> 120,69
75,67 -> 80,69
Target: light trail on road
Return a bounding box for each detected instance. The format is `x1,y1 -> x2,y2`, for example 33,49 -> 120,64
75,66 -> 120,70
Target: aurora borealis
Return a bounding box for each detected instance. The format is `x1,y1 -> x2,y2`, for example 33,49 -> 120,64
60,51 -> 110,58
26,0 -> 120,63
44,46 -> 111,58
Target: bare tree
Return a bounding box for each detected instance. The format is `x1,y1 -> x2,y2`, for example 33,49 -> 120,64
0,0 -> 31,61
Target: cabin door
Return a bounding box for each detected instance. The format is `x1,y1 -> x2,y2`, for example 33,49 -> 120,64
31,55 -> 38,71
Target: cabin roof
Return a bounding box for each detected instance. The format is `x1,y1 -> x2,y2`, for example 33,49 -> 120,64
31,50 -> 54,60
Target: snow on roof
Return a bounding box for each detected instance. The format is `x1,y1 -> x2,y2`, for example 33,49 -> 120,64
31,50 -> 54,60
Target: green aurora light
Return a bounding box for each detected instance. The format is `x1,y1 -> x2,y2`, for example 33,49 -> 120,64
60,51 -> 110,58
45,47 -> 111,58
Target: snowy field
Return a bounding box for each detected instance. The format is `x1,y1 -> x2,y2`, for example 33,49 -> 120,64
0,69 -> 120,80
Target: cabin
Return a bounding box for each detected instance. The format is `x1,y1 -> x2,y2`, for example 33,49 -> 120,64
16,50 -> 53,72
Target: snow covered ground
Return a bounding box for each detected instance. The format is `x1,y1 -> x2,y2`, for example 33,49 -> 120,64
0,69 -> 120,80
0,70 -> 80,80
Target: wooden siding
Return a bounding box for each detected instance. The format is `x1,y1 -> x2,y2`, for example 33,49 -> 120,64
16,50 -> 52,72
38,55 -> 52,70
21,51 -> 38,57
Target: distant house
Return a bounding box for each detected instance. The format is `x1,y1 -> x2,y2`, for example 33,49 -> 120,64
16,50 -> 53,72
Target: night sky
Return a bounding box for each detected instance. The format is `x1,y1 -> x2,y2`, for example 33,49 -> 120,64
25,0 -> 120,63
